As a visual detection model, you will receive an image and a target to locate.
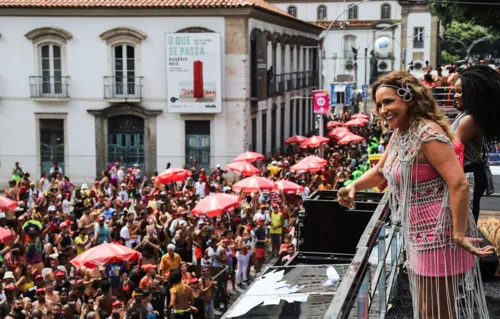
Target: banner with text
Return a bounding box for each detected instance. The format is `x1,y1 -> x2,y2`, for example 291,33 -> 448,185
312,90 -> 330,114
166,33 -> 222,113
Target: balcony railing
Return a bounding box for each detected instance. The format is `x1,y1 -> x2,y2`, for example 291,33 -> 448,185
104,76 -> 144,101
267,70 -> 318,97
431,87 -> 459,124
413,40 -> 424,49
29,76 -> 70,100
324,192 -> 404,318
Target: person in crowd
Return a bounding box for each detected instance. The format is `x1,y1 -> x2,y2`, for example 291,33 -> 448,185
452,65 -> 500,222
168,270 -> 195,319
339,71 -> 493,319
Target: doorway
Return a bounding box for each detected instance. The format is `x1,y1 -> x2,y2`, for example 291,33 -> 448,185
185,121 -> 210,171
40,119 -> 65,175
108,115 -> 145,169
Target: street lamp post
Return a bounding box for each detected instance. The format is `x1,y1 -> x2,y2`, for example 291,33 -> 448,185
444,35 -> 493,63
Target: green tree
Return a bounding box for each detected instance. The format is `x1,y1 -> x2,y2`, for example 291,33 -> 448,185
431,0 -> 500,32
440,21 -> 496,64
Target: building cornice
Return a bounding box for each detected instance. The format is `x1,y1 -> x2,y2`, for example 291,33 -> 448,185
0,7 -> 323,35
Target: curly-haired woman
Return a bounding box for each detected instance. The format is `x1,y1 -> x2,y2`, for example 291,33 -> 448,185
452,65 -> 500,223
339,71 -> 493,319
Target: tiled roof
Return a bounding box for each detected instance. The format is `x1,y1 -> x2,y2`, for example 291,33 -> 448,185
314,20 -> 379,29
0,0 -> 320,28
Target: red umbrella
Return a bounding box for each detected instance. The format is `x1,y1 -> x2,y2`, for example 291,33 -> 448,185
301,155 -> 328,166
284,135 -> 307,145
300,136 -> 330,148
155,168 -> 192,184
337,133 -> 365,145
274,180 -> 304,194
326,121 -> 343,129
0,227 -> 13,244
226,162 -> 261,177
232,176 -> 274,193
351,113 -> 370,119
233,151 -> 265,163
290,160 -> 324,173
0,196 -> 17,211
344,118 -> 368,127
70,243 -> 140,268
192,193 -> 242,217
328,127 -> 350,139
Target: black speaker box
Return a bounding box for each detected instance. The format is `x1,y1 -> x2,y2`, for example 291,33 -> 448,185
477,228 -> 499,281
300,190 -> 383,255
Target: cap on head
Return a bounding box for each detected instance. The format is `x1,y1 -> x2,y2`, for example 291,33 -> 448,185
4,271 -> 15,280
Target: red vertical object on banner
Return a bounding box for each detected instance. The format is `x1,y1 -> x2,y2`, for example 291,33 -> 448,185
193,60 -> 204,98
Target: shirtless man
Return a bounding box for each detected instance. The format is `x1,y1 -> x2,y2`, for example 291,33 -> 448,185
83,266 -> 101,298
78,206 -> 93,230
32,288 -> 54,316
169,270 -> 196,319
199,266 -> 216,319
96,279 -> 114,317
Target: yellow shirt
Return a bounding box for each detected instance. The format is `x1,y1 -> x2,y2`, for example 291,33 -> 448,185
75,235 -> 88,255
268,165 -> 278,176
160,253 -> 182,277
270,212 -> 282,234
318,183 -> 332,191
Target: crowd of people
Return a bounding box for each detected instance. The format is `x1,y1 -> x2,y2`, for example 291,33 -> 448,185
2,63 -> 499,319
0,103 -> 386,319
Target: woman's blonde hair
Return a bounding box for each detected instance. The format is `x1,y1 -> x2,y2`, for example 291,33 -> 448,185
370,71 -> 453,139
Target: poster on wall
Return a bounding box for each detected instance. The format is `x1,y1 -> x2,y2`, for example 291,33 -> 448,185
166,33 -> 222,113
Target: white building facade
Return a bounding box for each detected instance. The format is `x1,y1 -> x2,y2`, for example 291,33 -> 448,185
269,0 -> 441,91
0,2 -> 322,184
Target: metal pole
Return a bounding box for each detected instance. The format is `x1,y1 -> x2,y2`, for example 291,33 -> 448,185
467,36 -> 493,63
319,47 -> 325,138
364,47 -> 368,85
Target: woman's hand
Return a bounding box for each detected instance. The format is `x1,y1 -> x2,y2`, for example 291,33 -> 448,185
337,186 -> 356,209
455,236 -> 495,258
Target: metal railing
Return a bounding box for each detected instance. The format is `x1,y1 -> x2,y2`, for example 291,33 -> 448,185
29,76 -> 70,99
432,86 -> 459,123
267,70 -> 318,97
324,193 -> 404,318
104,76 -> 144,100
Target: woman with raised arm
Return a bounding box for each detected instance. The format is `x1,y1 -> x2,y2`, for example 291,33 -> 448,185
338,71 -> 493,319
452,65 -> 500,223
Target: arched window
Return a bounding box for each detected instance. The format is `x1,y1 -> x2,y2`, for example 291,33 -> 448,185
39,44 -> 62,94
25,27 -> 72,98
317,5 -> 327,20
381,3 -> 391,19
100,27 -> 146,99
348,5 -> 358,20
112,44 -> 136,96
287,6 -> 297,17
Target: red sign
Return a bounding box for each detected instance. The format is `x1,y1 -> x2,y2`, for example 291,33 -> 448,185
312,90 -> 330,114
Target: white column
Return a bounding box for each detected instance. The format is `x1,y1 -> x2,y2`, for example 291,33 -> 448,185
285,97 -> 291,139
276,100 -> 282,148
256,109 -> 263,154
276,43 -> 282,74
266,106 -> 272,155
304,99 -> 311,134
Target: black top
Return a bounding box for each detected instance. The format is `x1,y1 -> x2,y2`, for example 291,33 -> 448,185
254,227 -> 266,249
